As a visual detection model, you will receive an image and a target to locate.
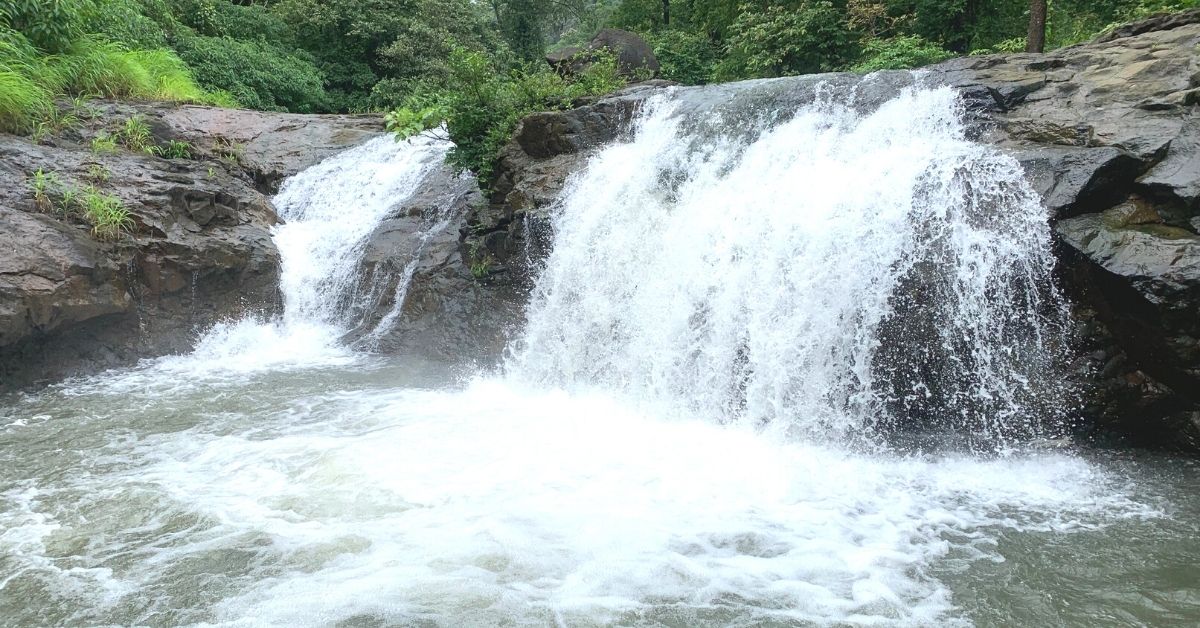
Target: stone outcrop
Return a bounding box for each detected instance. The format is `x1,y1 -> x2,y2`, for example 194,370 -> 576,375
546,29 -> 661,79
933,9 -> 1200,451
0,104 -> 381,389
465,10 -> 1200,452
353,163 -> 524,364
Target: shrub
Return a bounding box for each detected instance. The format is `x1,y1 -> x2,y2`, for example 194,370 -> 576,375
173,34 -> 326,111
0,6 -> 232,132
717,1 -> 855,79
649,29 -> 721,85
81,0 -> 169,49
0,0 -> 86,53
387,46 -> 626,184
852,35 -> 952,72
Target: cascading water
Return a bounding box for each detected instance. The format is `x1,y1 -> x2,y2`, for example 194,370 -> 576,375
183,133 -> 453,369
1,81 -> 1197,628
509,85 -> 1070,449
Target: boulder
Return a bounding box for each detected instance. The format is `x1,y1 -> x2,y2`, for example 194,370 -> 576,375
547,29 -> 660,79
350,163 -> 524,364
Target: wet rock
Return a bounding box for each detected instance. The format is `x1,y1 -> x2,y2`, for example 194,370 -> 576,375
354,164 -> 523,364
1014,147 -> 1142,218
79,102 -> 383,194
0,102 -> 377,389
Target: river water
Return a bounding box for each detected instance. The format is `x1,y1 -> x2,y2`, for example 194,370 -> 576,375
1,86 -> 1198,627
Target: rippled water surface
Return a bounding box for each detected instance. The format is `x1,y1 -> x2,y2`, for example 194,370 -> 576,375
1,353 -> 1197,627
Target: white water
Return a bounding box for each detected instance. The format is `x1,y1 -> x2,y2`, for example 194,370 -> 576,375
203,133 -> 453,366
509,87 -> 1068,445
2,85 -> 1197,627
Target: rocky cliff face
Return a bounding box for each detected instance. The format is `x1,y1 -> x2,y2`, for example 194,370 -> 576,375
0,104 -> 381,389
461,10 -> 1200,452
936,10 -> 1200,451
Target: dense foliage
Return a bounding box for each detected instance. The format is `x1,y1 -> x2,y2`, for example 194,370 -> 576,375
1,0 -> 230,133
4,0 -> 1198,179
597,0 -> 1200,83
387,47 -> 627,181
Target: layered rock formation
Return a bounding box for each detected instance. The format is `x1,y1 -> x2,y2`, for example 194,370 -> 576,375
0,105 -> 381,388
937,10 -> 1200,451
463,10 -> 1200,452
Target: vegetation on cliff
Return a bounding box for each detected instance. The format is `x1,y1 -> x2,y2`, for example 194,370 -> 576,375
4,1 -> 1198,179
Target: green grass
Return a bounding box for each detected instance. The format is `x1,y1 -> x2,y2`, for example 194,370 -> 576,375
90,131 -> 118,153
78,187 -> 133,239
27,168 -> 133,239
28,168 -> 59,211
31,104 -> 81,142
85,163 -> 110,183
118,114 -> 152,152
58,186 -> 79,214
152,139 -> 192,159
1,29 -> 238,135
213,136 -> 243,165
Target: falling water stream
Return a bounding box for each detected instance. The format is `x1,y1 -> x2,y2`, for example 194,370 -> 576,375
1,85 -> 1198,627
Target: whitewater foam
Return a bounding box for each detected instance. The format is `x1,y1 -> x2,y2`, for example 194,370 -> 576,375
509,86 -> 1069,447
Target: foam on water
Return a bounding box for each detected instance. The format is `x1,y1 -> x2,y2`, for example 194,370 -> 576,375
0,381 -> 1166,627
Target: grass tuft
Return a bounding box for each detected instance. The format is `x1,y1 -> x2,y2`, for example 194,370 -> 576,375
118,114 -> 153,152
78,187 -> 134,239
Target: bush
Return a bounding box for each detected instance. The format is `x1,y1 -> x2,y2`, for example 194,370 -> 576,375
0,0 -> 86,53
173,33 -> 326,111
81,0 -> 169,49
387,46 -> 626,184
852,35 -> 952,72
649,29 -> 721,85
1,21 -> 230,133
717,1 -> 855,80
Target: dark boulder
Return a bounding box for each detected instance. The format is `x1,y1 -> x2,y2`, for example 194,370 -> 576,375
547,29 -> 660,79
351,163 -> 524,365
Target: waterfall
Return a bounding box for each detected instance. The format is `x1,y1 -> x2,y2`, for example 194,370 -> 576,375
184,134 -> 453,367
272,134 -> 451,333
508,85 -> 1072,448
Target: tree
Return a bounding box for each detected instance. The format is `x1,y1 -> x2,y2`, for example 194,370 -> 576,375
491,0 -> 546,60
1026,0 -> 1047,52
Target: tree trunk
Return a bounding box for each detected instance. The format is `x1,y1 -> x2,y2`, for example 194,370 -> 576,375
662,0 -> 670,27
1026,0 -> 1048,53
